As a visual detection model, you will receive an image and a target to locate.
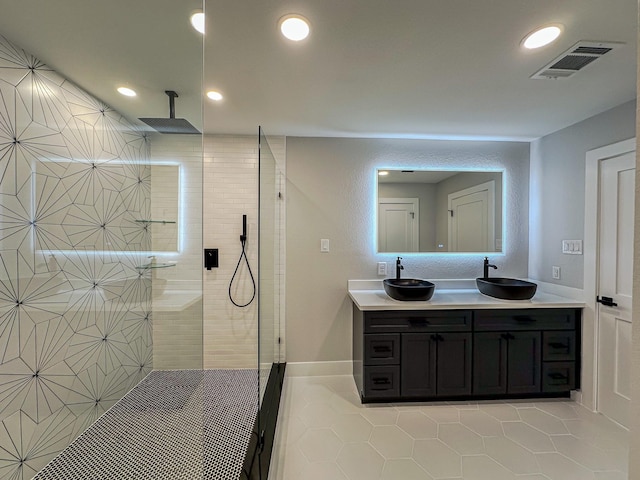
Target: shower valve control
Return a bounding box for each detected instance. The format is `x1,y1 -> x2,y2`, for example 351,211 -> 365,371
204,248 -> 219,270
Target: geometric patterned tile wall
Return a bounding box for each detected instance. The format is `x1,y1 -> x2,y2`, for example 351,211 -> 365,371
0,34 -> 152,479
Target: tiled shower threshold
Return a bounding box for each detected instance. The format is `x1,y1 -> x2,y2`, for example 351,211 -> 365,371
34,369 -> 260,480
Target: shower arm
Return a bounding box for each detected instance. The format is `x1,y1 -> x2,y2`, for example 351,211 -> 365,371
165,90 -> 178,119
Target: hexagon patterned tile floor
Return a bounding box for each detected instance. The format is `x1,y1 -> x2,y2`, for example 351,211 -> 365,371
269,375 -> 629,480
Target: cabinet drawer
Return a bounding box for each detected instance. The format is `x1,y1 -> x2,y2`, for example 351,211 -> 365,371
542,362 -> 575,392
364,334 -> 400,365
364,366 -> 400,398
364,310 -> 472,333
543,331 -> 576,361
474,309 -> 577,331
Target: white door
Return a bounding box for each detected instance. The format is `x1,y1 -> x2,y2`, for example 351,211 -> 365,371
448,181 -> 495,252
597,151 -> 635,427
378,198 -> 419,252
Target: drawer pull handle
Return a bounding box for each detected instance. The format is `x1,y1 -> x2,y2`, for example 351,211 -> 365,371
548,342 -> 569,349
373,346 -> 392,353
409,318 -> 430,325
372,377 -> 391,385
514,316 -> 536,323
548,372 -> 569,381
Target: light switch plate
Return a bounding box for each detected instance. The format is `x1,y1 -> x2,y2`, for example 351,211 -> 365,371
377,262 -> 387,276
562,239 -> 582,255
552,266 -> 561,279
320,239 -> 330,252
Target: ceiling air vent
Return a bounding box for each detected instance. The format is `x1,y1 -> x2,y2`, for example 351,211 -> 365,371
531,41 -> 623,79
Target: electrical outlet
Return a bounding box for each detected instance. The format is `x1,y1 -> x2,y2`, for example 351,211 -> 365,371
377,262 -> 387,276
552,266 -> 561,279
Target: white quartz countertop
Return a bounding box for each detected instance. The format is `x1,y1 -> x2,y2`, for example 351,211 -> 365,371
348,279 -> 585,311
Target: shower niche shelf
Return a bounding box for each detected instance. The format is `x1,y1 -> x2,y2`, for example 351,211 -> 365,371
136,262 -> 177,270
134,219 -> 177,224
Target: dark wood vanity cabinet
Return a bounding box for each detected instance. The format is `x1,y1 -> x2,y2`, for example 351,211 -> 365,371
353,306 -> 581,402
473,331 -> 541,395
401,332 -> 472,397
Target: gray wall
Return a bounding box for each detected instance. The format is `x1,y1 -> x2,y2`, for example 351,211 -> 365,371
529,100 -> 637,288
286,137 -> 529,363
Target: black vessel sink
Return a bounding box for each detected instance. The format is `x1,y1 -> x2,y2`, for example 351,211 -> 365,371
476,277 -> 537,300
383,278 -> 435,301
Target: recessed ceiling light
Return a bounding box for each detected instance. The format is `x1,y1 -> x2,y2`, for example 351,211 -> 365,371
522,25 -> 562,49
206,90 -> 223,101
117,87 -> 137,97
190,12 -> 205,34
279,14 -> 310,41
378,171 -> 389,176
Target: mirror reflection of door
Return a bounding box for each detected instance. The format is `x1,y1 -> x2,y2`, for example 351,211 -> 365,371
379,198 -> 419,252
448,181 -> 495,252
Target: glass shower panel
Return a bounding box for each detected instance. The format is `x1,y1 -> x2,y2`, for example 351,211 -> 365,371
258,127 -> 283,402
148,135 -> 204,371
0,1 -> 207,475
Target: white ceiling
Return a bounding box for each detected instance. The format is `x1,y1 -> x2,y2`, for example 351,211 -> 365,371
0,0 -> 636,140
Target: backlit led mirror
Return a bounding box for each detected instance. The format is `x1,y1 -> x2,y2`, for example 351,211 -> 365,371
377,169 -> 503,253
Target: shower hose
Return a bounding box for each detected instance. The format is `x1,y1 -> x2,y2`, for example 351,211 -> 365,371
228,235 -> 256,308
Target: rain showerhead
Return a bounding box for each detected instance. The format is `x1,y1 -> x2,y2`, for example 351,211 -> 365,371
139,90 -> 200,135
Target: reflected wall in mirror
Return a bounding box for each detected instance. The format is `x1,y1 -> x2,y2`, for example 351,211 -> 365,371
149,164 -> 179,252
377,169 -> 503,253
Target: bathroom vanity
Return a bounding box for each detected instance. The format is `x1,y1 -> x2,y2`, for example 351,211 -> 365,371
349,280 -> 584,403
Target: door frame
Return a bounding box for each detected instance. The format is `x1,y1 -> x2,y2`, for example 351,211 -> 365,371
583,137 -> 636,412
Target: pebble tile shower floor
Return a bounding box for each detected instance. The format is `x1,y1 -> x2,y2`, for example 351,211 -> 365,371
269,375 -> 629,480
34,370 -> 258,480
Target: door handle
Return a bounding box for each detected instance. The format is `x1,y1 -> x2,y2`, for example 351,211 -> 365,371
597,296 -> 618,307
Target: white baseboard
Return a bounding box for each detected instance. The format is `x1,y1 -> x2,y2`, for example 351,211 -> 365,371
285,361 -> 352,377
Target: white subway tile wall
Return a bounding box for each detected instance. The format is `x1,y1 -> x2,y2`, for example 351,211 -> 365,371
150,134 -> 285,370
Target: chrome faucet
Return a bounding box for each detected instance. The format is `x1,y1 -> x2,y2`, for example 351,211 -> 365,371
483,257 -> 497,279
396,257 -> 404,280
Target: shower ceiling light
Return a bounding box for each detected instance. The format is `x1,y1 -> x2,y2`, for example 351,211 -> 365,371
190,12 -> 205,34
522,25 -> 562,49
206,90 -> 223,101
279,14 -> 310,41
117,87 -> 137,97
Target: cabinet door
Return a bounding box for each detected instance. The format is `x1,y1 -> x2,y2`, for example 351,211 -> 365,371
437,333 -> 472,396
473,332 -> 508,395
401,334 -> 437,397
507,331 -> 541,394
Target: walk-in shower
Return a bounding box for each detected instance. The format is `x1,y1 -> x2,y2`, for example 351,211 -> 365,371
0,1 -> 285,478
